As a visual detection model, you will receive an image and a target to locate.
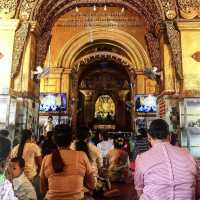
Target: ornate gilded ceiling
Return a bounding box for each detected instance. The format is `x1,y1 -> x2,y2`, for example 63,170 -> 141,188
31,0 -> 163,32
0,0 -> 199,31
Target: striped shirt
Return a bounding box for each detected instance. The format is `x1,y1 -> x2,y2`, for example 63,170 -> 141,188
134,137 -> 149,158
134,142 -> 200,200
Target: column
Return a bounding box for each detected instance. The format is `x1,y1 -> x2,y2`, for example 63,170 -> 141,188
0,19 -> 19,132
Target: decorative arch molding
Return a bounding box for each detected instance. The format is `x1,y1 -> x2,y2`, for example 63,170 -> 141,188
73,51 -> 135,77
57,27 -> 151,72
30,0 -> 165,32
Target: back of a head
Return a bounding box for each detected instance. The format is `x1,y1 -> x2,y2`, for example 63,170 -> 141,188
21,129 -> 32,142
114,137 -> 125,149
102,132 -> 109,141
47,131 -> 54,139
0,129 -> 9,137
0,136 -> 11,161
17,129 -> 32,158
137,128 -> 147,138
76,127 -> 90,141
149,119 -> 169,140
54,125 -> 72,147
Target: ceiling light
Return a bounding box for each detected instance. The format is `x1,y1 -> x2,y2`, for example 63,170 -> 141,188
93,5 -> 96,11
121,7 -> 125,13
104,5 -> 107,11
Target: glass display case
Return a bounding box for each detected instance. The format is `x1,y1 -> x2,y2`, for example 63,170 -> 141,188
180,98 -> 200,162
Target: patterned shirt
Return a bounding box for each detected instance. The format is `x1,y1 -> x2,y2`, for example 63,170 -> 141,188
0,178 -> 18,200
13,172 -> 37,200
134,142 -> 200,200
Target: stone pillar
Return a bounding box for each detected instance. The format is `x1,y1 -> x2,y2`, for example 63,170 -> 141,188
0,20 -> 19,136
70,72 -> 79,131
118,90 -> 129,130
80,90 -> 94,127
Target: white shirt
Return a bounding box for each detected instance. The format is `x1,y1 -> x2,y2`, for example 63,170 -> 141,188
97,139 -> 114,158
0,179 -> 18,200
13,172 -> 37,200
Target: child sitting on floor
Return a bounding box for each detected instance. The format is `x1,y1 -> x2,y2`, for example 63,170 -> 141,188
9,157 -> 37,200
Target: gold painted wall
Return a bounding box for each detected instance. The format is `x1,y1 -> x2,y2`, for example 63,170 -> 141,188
40,7 -> 151,95
0,20 -> 19,94
47,7 -> 147,67
178,22 -> 200,95
136,74 -> 157,94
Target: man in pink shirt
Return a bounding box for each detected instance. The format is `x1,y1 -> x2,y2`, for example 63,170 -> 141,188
134,119 -> 200,200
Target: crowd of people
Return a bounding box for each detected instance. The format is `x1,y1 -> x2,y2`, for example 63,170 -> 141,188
0,119 -> 200,200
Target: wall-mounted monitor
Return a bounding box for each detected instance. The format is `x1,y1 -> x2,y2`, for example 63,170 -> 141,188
39,93 -> 67,113
135,95 -> 157,113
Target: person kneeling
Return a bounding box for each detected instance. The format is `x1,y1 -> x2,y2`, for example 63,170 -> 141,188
9,157 -> 37,200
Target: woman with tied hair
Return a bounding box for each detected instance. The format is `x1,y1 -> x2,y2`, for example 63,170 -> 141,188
0,136 -> 17,200
40,125 -> 95,200
106,136 -> 131,183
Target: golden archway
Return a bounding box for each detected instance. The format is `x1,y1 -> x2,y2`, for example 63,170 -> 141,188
57,27 -> 151,72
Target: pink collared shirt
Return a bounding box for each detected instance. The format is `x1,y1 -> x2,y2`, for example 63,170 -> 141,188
134,142 -> 200,200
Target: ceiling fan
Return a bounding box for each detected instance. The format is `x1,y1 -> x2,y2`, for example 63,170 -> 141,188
31,45 -> 51,81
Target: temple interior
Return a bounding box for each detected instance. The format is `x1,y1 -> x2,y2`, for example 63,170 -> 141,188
1,0 -> 200,199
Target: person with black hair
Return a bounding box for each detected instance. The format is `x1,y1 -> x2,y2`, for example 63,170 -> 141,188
133,128 -> 149,160
40,125 -> 95,200
11,129 -> 42,199
134,119 -> 200,200
43,116 -> 54,137
41,131 -> 57,157
73,127 -> 103,180
9,157 -> 37,200
0,129 -> 9,137
106,137 -> 131,183
0,136 -> 17,199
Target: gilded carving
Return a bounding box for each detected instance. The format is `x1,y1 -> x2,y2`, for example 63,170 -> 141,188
32,0 -> 163,32
19,0 -> 37,20
165,21 -> 183,80
161,0 -> 177,19
36,31 -> 51,67
0,0 -> 18,19
145,32 -> 161,70
11,22 -> 30,78
178,0 -> 200,19
74,51 -> 133,71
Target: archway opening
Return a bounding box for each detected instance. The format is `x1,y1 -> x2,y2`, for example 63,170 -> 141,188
77,59 -> 132,130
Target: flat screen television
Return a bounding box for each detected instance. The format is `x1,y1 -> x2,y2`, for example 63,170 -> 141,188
39,93 -> 67,113
135,95 -> 157,113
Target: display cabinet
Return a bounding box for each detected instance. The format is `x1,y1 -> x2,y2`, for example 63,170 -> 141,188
180,98 -> 200,162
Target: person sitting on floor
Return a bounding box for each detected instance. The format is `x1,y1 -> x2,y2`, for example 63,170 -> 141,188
73,127 -> 103,180
97,132 -> 114,159
9,157 -> 37,200
134,119 -> 200,200
40,125 -> 96,200
133,128 -> 149,160
41,131 -> 57,157
107,137 -> 131,183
